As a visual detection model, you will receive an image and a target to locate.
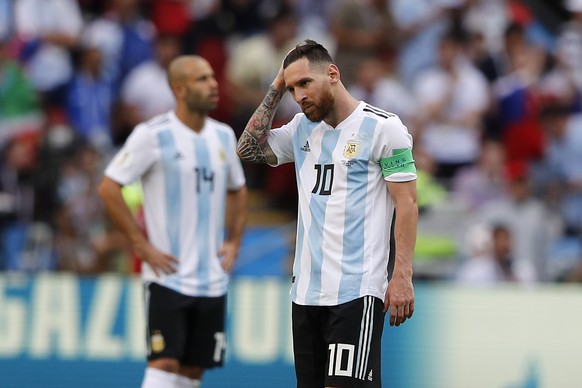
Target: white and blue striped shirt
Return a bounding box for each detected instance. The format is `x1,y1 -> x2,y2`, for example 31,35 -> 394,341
268,102 -> 416,306
105,111 -> 246,297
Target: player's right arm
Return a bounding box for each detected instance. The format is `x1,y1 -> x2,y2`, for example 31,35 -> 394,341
98,177 -> 178,276
236,65 -> 286,165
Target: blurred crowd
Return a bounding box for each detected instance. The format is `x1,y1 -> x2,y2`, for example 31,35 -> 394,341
0,0 -> 581,284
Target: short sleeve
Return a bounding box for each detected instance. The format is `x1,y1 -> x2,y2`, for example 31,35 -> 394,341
104,124 -> 158,185
267,113 -> 302,166
375,117 -> 417,182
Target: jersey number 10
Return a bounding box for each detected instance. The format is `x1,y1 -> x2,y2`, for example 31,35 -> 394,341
312,164 -> 334,196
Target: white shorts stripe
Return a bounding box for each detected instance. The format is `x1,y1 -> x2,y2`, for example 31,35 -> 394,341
356,296 -> 374,380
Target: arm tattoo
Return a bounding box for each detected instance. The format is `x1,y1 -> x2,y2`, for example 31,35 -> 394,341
237,85 -> 284,164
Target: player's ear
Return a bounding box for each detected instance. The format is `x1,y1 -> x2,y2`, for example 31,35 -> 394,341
328,64 -> 340,84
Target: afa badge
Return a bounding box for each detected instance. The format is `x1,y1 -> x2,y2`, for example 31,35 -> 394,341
151,331 -> 165,353
343,141 -> 359,159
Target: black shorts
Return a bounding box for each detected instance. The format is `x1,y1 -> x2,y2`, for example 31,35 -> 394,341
144,282 -> 226,368
292,296 -> 385,388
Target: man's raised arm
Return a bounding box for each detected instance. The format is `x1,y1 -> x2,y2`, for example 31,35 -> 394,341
236,68 -> 286,165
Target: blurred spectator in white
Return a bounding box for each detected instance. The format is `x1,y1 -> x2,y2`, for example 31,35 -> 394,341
226,2 -> 298,129
0,38 -> 43,148
540,0 -> 582,111
463,0 -> 509,56
65,32 -> 114,155
477,160 -> 561,281
115,33 -> 180,142
329,0 -> 399,87
82,0 -> 156,92
455,222 -> 536,285
538,104 -> 582,237
414,29 -> 489,184
348,56 -> 418,133
390,0 -> 458,88
452,139 -> 507,213
14,0 -> 83,109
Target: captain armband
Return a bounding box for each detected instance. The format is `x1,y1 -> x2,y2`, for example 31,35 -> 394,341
380,148 -> 416,178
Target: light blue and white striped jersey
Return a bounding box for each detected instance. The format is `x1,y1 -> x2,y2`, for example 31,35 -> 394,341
105,111 -> 246,297
268,102 -> 416,306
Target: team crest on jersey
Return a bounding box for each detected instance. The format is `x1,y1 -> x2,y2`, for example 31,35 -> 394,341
219,149 -> 226,161
151,331 -> 165,353
343,141 -> 359,159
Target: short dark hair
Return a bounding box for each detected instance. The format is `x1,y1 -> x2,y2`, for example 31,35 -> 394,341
283,39 -> 333,69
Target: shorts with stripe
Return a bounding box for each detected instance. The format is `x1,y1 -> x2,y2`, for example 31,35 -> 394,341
292,295 -> 384,388
144,282 -> 227,368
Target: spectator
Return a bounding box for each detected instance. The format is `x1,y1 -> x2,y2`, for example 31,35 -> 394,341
82,0 -> 156,92
0,135 -> 43,271
225,3 -> 298,194
452,139 -> 507,213
226,2 -> 299,130
538,104 -> 582,237
414,29 -> 489,184
477,160 -> 561,281
0,39 -> 43,147
455,222 -> 536,285
349,56 -> 419,132
55,144 -> 126,273
540,0 -> 582,111
390,0 -> 455,88
492,33 -> 547,164
66,33 -> 114,154
115,33 -> 181,144
330,0 -> 399,87
14,0 -> 84,109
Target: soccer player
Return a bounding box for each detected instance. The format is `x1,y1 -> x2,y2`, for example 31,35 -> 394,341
237,40 -> 418,388
98,56 -> 248,388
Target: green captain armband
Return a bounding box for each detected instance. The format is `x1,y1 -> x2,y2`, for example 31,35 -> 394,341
380,148 -> 416,178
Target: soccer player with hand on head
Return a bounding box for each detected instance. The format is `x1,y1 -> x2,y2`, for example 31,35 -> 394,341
99,55 -> 248,388
237,39 -> 418,388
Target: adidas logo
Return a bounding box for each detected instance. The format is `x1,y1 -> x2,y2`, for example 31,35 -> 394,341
300,141 -> 311,152
367,369 -> 373,381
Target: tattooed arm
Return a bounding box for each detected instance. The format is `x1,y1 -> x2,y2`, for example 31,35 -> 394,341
237,69 -> 286,165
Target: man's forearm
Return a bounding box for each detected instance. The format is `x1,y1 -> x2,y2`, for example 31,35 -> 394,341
236,85 -> 284,164
393,201 -> 418,280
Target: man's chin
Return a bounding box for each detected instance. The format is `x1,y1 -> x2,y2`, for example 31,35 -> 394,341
304,111 -> 321,122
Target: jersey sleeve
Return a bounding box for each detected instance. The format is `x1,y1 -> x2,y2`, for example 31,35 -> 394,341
375,116 -> 417,182
267,113 -> 302,166
104,124 -> 158,185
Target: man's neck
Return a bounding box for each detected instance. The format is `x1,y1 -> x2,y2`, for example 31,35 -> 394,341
324,92 -> 359,128
175,109 -> 207,133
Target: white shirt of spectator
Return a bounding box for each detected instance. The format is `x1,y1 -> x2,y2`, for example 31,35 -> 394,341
15,0 -> 83,90
121,61 -> 176,122
415,59 -> 489,164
